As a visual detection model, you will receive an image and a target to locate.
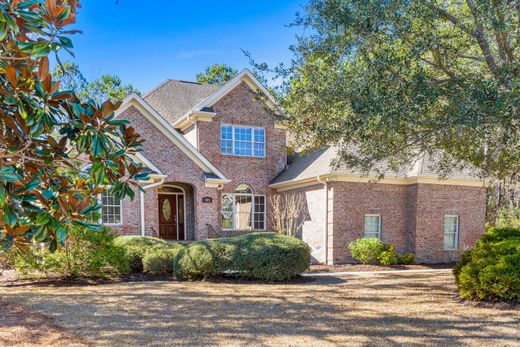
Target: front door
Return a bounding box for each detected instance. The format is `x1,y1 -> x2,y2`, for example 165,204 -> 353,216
159,195 -> 178,240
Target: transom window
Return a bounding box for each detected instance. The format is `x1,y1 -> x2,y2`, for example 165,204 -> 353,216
364,214 -> 381,239
221,184 -> 266,230
100,189 -> 122,225
221,124 -> 265,157
444,215 -> 459,250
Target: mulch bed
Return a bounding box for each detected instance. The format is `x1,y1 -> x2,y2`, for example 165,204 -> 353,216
308,263 -> 454,273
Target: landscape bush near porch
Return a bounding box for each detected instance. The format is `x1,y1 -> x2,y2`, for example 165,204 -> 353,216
454,227 -> 520,303
117,233 -> 311,281
348,238 -> 415,265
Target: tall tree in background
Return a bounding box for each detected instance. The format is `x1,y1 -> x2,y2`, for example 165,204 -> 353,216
196,64 -> 238,86
0,0 -> 146,252
256,0 -> 519,182
53,62 -> 138,103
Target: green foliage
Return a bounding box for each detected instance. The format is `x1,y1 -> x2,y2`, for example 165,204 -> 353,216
454,227 -> 520,302
116,233 -> 311,281
173,242 -> 218,280
142,244 -> 184,275
224,233 -> 311,281
252,0 -> 520,181
0,0 -> 146,252
348,238 -> 387,264
348,238 -> 415,265
12,227 -> 129,278
195,64 -> 238,86
113,236 -> 169,272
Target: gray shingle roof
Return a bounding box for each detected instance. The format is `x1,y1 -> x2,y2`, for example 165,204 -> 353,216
143,80 -> 218,124
271,146 -> 479,184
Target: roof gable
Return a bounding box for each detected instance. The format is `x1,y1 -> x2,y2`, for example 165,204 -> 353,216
115,94 -> 229,186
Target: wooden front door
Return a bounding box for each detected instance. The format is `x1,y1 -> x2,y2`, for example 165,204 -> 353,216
159,195 -> 178,240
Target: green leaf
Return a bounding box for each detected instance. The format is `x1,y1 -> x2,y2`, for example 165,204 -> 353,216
0,166 -> 22,183
72,220 -> 103,231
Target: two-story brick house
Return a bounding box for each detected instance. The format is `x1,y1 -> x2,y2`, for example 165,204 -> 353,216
107,69 -> 487,264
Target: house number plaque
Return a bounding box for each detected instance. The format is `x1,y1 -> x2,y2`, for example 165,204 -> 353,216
202,197 -> 213,203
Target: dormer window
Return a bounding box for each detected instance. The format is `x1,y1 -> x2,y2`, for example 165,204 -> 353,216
221,124 -> 265,157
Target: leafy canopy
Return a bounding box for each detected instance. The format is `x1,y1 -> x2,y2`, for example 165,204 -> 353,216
53,62 -> 139,103
259,0 -> 519,180
0,0 -> 146,252
195,64 -> 238,86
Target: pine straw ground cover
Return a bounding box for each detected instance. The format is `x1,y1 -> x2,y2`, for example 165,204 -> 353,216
1,271 -> 519,346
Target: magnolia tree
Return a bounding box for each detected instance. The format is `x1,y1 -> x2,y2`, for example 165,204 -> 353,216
0,0 -> 146,252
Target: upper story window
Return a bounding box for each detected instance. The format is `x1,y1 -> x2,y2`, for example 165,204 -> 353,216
221,124 -> 265,157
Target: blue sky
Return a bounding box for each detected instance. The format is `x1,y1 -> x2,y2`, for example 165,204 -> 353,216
64,0 -> 304,93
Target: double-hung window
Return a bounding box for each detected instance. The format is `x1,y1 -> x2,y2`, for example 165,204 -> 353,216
221,184 -> 266,230
364,214 -> 381,239
444,215 -> 459,250
99,189 -> 122,225
220,124 -> 265,157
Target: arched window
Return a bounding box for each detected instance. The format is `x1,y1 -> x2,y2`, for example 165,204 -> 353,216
221,184 -> 265,231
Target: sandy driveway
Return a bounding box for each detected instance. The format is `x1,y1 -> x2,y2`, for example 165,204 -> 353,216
1,271 -> 519,346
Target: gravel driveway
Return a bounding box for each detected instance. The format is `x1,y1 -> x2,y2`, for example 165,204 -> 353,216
1,271 -> 519,346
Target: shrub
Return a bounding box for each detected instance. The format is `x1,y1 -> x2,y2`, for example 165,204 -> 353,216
173,242 -> 218,280
454,227 -> 520,302
225,233 -> 311,281
348,238 -> 415,265
348,238 -> 387,264
143,244 -> 184,275
13,227 -> 129,278
114,236 -> 169,272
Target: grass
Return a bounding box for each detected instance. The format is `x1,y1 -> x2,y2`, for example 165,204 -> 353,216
1,271 -> 519,346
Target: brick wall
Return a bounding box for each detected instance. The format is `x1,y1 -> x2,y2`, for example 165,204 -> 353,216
290,181 -> 487,264
195,82 -> 287,232
116,105 -> 219,240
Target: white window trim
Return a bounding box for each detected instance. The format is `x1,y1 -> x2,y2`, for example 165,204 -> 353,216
444,215 -> 459,251
364,214 -> 381,240
98,187 -> 123,226
221,190 -> 266,231
220,124 -> 266,158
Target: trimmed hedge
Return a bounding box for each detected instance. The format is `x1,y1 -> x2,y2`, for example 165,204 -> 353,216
116,232 -> 311,281
454,227 -> 520,302
113,236 -> 169,272
142,244 -> 184,275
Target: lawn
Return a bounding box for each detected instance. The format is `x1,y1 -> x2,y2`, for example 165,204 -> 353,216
1,271 -> 519,346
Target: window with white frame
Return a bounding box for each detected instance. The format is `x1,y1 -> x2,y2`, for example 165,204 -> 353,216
220,124 -> 265,157
444,215 -> 459,250
100,189 -> 122,225
364,214 -> 381,239
221,184 -> 266,230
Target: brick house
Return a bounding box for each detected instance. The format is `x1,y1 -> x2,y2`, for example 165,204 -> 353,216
105,69 -> 487,264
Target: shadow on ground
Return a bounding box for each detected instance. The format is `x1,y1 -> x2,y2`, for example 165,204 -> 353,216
2,272 -> 519,346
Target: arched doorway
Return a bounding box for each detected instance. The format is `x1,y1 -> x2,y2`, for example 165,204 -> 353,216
158,185 -> 185,240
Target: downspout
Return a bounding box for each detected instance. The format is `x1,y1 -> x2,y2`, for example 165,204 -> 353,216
140,177 -> 165,236
317,176 -> 329,265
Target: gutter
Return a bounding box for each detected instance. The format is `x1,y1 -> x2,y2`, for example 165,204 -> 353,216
317,176 -> 330,265
139,176 -> 166,236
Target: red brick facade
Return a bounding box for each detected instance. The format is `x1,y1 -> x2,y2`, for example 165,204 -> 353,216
294,181 -> 487,264
110,76 -> 486,264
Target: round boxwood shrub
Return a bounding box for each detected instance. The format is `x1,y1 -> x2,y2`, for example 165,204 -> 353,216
227,233 -> 311,281
454,227 -> 520,302
348,238 -> 387,264
114,236 -> 169,272
143,244 -> 185,275
173,242 -> 218,280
